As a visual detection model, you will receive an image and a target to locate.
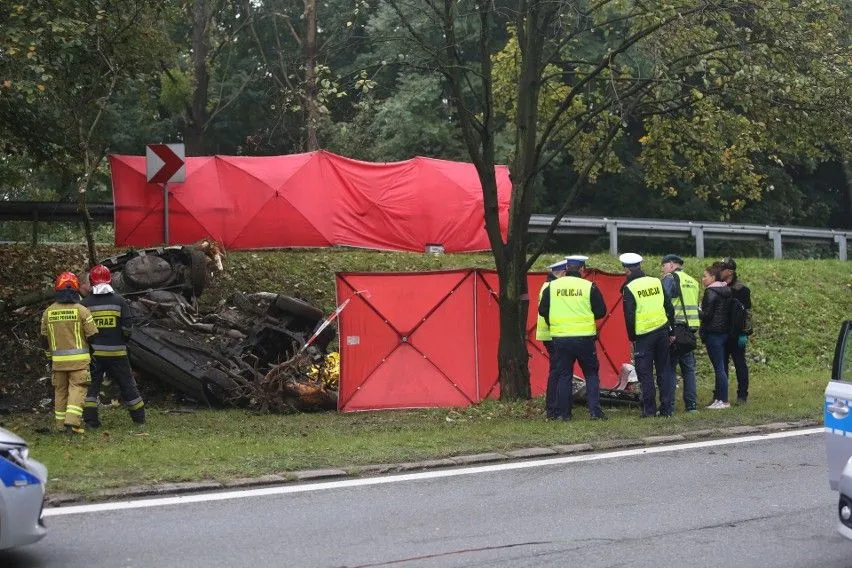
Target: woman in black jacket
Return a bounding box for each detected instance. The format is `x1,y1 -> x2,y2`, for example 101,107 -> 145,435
700,263 -> 732,409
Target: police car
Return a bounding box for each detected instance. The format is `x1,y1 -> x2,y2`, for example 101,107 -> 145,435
825,320 -> 852,540
0,427 -> 47,549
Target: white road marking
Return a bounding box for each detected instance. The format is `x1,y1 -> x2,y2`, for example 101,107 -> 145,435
45,427 -> 822,517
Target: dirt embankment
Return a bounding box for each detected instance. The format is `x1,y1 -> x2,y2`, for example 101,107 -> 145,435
0,245 -> 120,412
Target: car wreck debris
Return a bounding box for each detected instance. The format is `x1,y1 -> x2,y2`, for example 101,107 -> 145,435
125,289 -> 338,411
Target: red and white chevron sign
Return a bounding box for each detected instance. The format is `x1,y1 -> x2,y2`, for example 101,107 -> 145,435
146,143 -> 186,184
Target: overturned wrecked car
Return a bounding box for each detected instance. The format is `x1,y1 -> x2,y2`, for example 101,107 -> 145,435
90,243 -> 339,412
126,289 -> 338,411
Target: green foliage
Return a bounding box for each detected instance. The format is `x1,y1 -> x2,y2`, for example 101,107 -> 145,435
159,68 -> 191,114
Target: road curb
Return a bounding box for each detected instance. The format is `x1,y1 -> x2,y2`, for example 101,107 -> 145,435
44,420 -> 821,507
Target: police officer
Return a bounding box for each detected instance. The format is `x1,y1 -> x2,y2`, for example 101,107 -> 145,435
620,253 -> 676,417
536,259 -> 569,419
538,255 -> 608,421
40,272 -> 98,434
660,254 -> 700,413
82,264 -> 145,427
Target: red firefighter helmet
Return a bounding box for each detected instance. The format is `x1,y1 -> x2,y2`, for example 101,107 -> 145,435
89,264 -> 112,285
55,271 -> 80,291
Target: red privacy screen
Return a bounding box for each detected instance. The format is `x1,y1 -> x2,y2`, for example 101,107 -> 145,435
110,151 -> 511,253
336,269 -> 631,411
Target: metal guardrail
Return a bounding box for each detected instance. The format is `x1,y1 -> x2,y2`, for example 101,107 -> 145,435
528,214 -> 850,260
0,202 -> 848,259
0,201 -> 114,222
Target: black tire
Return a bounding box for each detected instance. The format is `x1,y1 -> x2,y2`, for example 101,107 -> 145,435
274,295 -> 324,321
186,250 -> 209,298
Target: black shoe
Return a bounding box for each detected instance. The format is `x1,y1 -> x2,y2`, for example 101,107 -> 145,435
590,413 -> 608,421
560,415 -> 573,422
545,414 -> 559,421
84,420 -> 100,429
736,397 -> 748,405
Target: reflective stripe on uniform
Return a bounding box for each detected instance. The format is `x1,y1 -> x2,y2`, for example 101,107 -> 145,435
127,399 -> 144,410
91,344 -> 127,356
89,304 -> 122,313
66,405 -> 83,417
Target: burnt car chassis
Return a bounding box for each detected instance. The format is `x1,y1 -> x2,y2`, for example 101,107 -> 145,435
126,290 -> 337,410
96,246 -> 337,411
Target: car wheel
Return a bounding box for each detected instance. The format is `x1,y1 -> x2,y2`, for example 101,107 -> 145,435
274,295 -> 324,321
186,250 -> 209,298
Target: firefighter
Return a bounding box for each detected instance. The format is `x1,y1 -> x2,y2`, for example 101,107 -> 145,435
40,272 -> 98,435
537,259 -> 569,419
620,253 -> 677,417
539,255 -> 608,421
82,264 -> 145,427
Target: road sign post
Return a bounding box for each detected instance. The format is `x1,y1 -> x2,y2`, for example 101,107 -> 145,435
146,143 -> 186,245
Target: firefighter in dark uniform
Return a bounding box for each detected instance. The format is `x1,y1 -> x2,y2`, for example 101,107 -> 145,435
620,253 -> 676,417
538,255 -> 608,421
536,260 -> 569,419
82,264 -> 145,427
40,272 -> 98,434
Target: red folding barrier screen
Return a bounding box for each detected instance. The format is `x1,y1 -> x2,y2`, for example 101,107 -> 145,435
336,269 -> 631,411
109,151 -> 511,253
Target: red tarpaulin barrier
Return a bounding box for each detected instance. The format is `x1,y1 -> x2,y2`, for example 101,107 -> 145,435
337,269 -> 631,411
109,151 -> 511,252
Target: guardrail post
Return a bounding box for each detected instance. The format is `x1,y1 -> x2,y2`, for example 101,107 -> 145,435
770,230 -> 783,259
606,222 -> 618,256
691,227 -> 705,258
836,235 -> 848,261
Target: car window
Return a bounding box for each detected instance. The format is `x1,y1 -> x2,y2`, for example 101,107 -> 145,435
842,332 -> 852,382
835,321 -> 852,382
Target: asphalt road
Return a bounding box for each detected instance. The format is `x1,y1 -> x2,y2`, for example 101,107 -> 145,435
4,430 -> 850,568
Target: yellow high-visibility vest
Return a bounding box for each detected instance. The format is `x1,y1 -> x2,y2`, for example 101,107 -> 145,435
670,270 -> 700,328
549,277 -> 595,337
626,276 -> 668,335
535,282 -> 551,341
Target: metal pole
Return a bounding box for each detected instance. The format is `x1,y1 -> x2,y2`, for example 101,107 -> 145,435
836,235 -> 848,261
691,227 -> 705,259
163,182 -> 169,245
606,222 -> 618,256
770,230 -> 782,259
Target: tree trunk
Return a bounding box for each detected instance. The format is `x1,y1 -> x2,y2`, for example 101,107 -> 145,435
77,175 -> 97,268
303,0 -> 319,151
187,0 -> 210,155
496,246 -> 531,400
494,3 -> 546,400
843,158 -> 852,228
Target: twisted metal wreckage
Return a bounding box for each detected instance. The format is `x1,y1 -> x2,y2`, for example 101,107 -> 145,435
98,242 -> 339,412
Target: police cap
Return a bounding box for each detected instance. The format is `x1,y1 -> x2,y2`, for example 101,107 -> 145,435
565,255 -> 589,266
618,252 -> 643,267
548,260 -> 568,272
661,254 -> 684,265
